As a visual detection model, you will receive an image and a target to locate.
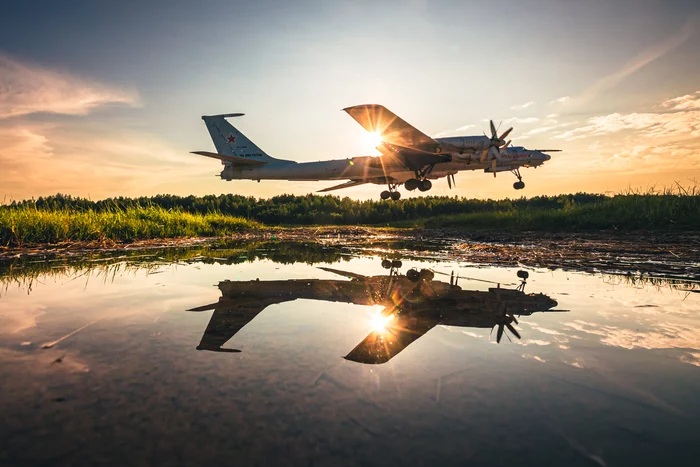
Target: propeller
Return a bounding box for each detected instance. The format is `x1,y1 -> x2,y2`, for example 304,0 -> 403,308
493,319 -> 522,343
480,120 -> 514,163
447,173 -> 457,189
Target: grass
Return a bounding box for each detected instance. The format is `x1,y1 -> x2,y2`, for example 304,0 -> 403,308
1,187 -> 699,246
0,206 -> 262,246
393,189 -> 700,231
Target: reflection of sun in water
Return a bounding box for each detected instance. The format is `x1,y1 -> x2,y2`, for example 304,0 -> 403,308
370,310 -> 395,334
362,131 -> 383,154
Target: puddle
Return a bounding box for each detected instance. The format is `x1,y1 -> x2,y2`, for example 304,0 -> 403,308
1,242 -> 698,466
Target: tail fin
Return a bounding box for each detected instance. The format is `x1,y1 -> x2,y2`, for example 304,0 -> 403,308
201,113 -> 291,164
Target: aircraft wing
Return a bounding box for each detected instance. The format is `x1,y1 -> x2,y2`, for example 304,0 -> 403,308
343,104 -> 442,153
317,180 -> 368,192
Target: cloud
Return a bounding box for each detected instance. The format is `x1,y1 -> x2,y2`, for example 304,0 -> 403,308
0,123 -> 209,200
555,91 -> 700,141
549,96 -> 570,105
511,101 -> 534,110
575,15 -> 698,105
433,124 -> 475,138
662,91 -> 700,110
504,117 -> 539,124
0,55 -> 139,118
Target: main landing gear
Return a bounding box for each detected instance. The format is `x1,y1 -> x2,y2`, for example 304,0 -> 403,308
512,168 -> 525,190
405,178 -> 432,192
381,183 -> 402,201
379,166 -> 435,200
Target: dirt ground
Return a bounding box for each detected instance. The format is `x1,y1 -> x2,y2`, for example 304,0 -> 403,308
1,228 -> 698,285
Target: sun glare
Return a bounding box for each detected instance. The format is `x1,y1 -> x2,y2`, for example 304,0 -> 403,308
362,131 -> 383,154
370,311 -> 395,334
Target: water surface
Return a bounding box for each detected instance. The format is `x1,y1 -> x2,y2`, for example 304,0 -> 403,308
1,246 -> 699,466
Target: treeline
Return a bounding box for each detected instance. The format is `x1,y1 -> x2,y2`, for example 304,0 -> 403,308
3,193 -> 610,225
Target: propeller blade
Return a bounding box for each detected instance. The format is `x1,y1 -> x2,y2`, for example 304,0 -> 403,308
450,271 -> 454,286
447,174 -> 452,189
509,313 -> 518,325
505,322 -> 521,340
497,324 -> 504,343
490,120 -> 497,139
492,158 -> 497,177
451,174 -> 456,188
501,140 -> 511,149
480,149 -> 488,163
499,127 -> 513,141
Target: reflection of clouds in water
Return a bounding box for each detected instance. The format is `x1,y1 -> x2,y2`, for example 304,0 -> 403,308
520,322 -> 564,336
680,352 -> 700,367
517,339 -> 551,346
563,320 -> 700,351
0,305 -> 46,334
521,354 -> 546,363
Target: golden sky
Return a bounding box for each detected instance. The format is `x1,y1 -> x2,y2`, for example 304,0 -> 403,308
1,1 -> 699,201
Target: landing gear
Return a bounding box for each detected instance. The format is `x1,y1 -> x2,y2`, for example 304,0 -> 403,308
406,178 -> 433,192
405,178 -> 420,191
381,183 -> 401,201
511,168 -> 525,190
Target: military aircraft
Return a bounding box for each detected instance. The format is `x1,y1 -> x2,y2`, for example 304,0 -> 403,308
188,266 -> 562,364
192,105 -> 560,200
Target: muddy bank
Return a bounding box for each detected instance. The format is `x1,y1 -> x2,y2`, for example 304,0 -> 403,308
1,228 -> 698,284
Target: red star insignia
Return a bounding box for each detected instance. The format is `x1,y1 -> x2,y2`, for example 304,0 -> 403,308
226,134 -> 236,144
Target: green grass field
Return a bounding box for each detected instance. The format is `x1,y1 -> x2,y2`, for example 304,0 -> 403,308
1,189 -> 699,246
0,206 -> 262,246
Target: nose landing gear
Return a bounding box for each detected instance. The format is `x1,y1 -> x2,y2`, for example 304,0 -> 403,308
511,168 -> 525,190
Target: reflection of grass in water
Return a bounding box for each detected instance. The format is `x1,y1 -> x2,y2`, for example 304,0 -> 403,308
1,206 -> 262,247
602,274 -> 699,293
0,241 -> 351,294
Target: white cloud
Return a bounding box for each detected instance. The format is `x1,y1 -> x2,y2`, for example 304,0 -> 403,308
510,101 -> 535,110
0,55 -> 140,119
549,96 -> 570,105
555,91 -> 700,141
662,91 -> 700,110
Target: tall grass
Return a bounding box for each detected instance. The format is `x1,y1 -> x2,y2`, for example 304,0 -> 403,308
0,206 -> 262,246
394,186 -> 700,231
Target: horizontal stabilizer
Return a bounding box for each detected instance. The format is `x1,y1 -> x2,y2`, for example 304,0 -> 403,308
317,180 -> 368,192
201,113 -> 245,119
191,151 -> 267,166
317,267 -> 367,280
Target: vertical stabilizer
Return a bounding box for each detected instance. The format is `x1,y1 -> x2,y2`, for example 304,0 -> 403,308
201,113 -> 291,164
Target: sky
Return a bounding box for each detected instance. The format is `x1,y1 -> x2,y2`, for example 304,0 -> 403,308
1,0 -> 699,201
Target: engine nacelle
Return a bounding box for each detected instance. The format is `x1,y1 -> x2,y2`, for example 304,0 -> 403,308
436,135 -> 491,152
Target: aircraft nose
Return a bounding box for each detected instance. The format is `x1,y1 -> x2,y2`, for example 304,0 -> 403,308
543,153 -> 551,161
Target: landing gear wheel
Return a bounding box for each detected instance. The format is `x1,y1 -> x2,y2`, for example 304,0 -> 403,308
391,260 -> 403,268
391,191 -> 401,201
405,179 -> 420,191
380,190 -> 391,200
513,181 -> 525,190
381,259 -> 393,269
406,269 -> 420,282
418,180 -> 432,192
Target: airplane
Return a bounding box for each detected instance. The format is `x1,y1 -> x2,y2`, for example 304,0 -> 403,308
191,105 -> 560,200
188,266 -> 562,364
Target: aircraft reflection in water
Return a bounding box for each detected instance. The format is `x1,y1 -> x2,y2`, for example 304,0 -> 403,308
189,266 -> 562,364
